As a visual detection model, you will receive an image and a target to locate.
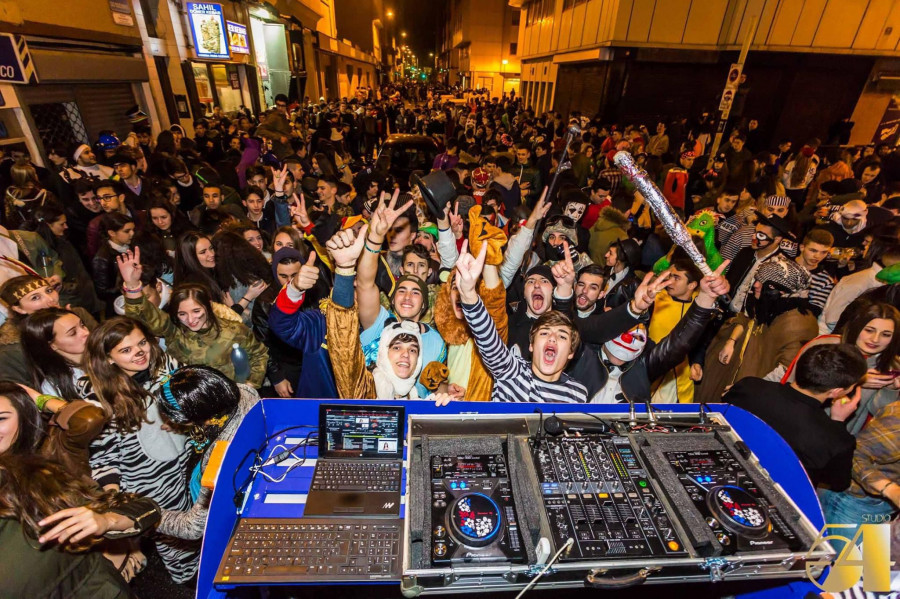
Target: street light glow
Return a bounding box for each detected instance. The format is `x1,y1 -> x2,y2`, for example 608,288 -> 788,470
386,10 -> 393,17
401,31 -> 407,38
502,59 -> 509,65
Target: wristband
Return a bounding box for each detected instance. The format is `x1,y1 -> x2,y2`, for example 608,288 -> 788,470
364,241 -> 381,254
726,338 -> 737,343
121,283 -> 143,294
35,394 -> 58,412
334,266 -> 356,277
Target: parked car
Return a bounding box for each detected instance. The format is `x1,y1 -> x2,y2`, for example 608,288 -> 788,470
376,135 -> 439,190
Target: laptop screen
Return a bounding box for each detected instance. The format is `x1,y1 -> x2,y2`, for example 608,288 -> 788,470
318,404 -> 405,459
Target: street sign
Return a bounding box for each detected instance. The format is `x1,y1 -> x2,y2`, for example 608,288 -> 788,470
0,34 -> 37,84
725,63 -> 742,89
718,88 -> 734,112
186,3 -> 230,60
226,21 -> 249,54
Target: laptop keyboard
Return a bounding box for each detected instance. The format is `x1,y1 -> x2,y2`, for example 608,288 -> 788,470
311,461 -> 401,492
216,518 -> 402,583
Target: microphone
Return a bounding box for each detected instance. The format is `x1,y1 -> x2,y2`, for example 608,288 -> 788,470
543,415 -> 610,436
567,123 -> 582,136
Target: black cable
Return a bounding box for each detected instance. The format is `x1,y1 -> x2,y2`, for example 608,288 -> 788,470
232,424 -> 318,508
580,411 -> 614,432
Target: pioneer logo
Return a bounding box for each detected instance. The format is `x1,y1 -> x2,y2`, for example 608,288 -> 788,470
749,539 -> 774,546
382,502 -> 395,509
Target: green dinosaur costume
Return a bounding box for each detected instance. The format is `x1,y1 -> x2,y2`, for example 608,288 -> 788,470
652,210 -> 724,274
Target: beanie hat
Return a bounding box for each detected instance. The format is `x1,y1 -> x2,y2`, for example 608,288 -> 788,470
524,264 -> 556,288
541,218 -> 578,245
604,325 -> 648,363
472,167 -> 490,187
391,274 -> 429,313
270,247 -> 303,282
764,195 -> 790,209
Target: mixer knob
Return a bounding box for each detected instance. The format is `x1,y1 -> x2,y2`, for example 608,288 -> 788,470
434,542 -> 448,556
706,517 -> 718,529
433,526 -> 446,539
716,533 -> 731,546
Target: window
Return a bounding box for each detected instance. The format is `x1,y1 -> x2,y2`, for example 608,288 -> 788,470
512,10 -> 520,26
510,42 -> 518,56
29,102 -> 88,152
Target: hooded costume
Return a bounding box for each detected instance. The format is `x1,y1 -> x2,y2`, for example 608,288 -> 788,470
697,256 -> 817,404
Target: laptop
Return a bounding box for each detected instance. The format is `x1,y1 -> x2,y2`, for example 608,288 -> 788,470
303,404 -> 405,517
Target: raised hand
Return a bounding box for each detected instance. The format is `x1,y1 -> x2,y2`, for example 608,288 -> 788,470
448,203 -> 464,240
273,164 -> 289,193
289,192 -> 311,228
550,239 -> 576,296
525,187 -> 552,229
244,279 -> 270,301
454,239 -> 488,304
326,224 -> 369,268
116,247 -> 143,289
632,269 -> 673,313
432,392 -> 454,408
370,189 -> 414,241
291,252 -> 320,292
696,260 -> 731,309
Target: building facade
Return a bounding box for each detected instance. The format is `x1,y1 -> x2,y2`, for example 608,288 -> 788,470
439,0 -> 521,98
513,0 -> 900,147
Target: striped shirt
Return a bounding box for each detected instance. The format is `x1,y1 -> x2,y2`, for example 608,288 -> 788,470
721,223 -> 798,262
807,269 -> 836,312
462,298 -> 588,403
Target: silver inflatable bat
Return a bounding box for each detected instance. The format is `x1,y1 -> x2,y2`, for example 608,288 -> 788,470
613,150 -> 713,276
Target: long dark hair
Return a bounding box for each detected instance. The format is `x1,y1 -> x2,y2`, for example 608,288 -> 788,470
22,205 -> 66,250
84,318 -> 165,433
212,230 -> 274,289
167,283 -> 221,335
20,308 -> 83,399
147,193 -> 193,239
174,231 -> 225,300
158,365 -> 240,444
0,381 -> 42,455
0,454 -> 139,552
836,300 -> 900,373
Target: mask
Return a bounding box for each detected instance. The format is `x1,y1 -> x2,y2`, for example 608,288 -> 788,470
564,202 -> 586,222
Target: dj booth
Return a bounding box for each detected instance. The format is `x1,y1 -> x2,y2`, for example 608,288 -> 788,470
196,399 -> 833,599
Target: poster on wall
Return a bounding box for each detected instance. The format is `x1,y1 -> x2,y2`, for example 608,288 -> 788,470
226,21 -> 249,54
187,3 -> 230,60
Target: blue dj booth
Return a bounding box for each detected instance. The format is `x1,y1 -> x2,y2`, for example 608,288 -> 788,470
196,399 -> 829,599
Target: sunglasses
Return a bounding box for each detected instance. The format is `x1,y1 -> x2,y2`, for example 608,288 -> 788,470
546,214 -> 576,228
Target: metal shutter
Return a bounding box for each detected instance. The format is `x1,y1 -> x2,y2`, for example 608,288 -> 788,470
73,83 -> 138,140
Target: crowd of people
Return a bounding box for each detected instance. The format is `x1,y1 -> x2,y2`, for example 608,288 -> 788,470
0,81 -> 898,595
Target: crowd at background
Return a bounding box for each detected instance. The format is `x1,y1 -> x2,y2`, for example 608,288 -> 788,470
0,80 -> 898,596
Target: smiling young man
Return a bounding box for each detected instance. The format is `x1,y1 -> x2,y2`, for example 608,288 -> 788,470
794,228 -> 835,315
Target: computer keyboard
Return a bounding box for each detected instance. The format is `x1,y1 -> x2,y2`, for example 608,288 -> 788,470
215,518 -> 402,584
311,461 -> 401,491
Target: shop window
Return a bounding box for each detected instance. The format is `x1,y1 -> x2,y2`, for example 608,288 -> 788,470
510,43 -> 517,56
29,102 -> 88,154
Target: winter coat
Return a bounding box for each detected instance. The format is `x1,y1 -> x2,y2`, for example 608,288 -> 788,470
124,293 -> 268,387
588,207 -> 629,266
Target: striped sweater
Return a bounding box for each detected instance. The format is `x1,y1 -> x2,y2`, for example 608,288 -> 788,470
462,298 -> 588,403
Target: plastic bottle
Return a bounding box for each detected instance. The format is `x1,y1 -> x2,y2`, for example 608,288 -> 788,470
230,343 -> 250,384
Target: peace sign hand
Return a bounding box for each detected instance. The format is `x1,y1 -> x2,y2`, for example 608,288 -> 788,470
632,269 -> 673,313
273,164 -> 289,193
370,189 -> 414,240
454,239 -> 488,304
289,192 -> 311,228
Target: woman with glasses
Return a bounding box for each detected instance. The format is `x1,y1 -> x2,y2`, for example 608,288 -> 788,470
79,317 -> 198,583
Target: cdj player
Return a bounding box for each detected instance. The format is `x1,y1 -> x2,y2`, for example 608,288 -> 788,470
430,454 -> 526,565
666,449 -> 801,554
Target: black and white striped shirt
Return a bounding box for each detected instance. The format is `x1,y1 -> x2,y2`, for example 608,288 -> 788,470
462,298 -> 588,403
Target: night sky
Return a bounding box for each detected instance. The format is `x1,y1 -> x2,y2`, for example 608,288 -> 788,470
393,0 -> 441,60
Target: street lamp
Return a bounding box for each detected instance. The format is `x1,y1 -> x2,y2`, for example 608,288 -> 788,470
386,10 -> 393,18
401,31 -> 407,38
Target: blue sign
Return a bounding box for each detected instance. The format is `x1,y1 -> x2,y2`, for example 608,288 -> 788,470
186,2 -> 230,60
0,34 -> 37,84
226,21 -> 250,54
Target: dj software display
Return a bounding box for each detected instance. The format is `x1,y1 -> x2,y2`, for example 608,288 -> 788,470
215,408 -> 834,595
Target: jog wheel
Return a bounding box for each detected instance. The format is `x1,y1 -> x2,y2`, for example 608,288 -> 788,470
447,493 -> 502,548
706,485 -> 770,539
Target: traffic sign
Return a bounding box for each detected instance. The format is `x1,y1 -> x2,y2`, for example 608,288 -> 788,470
0,34 -> 37,85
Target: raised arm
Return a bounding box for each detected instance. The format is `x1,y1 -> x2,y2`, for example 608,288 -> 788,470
358,190 -> 413,329
500,188 -> 549,288
118,248 -> 177,339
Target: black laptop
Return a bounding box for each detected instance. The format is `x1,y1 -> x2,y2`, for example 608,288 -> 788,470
304,404 -> 405,517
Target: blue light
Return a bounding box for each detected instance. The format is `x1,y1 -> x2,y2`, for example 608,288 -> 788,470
450,482 -> 458,489
460,482 -> 467,489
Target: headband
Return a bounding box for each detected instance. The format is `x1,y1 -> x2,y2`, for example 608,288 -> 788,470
73,144 -> 91,162
6,277 -> 49,304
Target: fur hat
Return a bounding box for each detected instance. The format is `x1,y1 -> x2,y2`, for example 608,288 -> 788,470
541,217 -> 578,245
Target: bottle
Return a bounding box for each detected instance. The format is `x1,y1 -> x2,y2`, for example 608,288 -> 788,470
230,343 -> 250,384
38,249 -> 52,279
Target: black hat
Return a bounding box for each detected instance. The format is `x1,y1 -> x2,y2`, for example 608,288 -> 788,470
819,180 -> 842,195
756,214 -> 793,239
614,239 -> 642,268
110,149 -> 137,167
524,264 -> 556,287
413,170 -> 456,219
